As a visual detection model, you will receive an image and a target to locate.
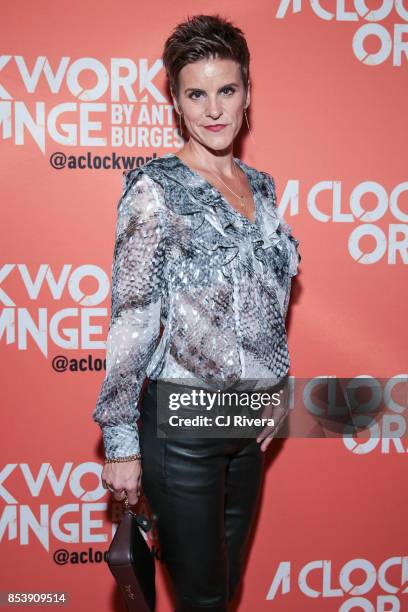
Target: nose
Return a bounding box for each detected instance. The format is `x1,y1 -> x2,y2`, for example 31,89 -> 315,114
205,95 -> 223,119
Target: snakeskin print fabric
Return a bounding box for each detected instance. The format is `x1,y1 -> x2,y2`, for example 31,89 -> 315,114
92,153 -> 301,459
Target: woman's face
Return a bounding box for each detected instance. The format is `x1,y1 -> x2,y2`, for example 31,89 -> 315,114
172,56 -> 250,153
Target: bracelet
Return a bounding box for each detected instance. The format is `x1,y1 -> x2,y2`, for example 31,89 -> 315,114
105,452 -> 142,463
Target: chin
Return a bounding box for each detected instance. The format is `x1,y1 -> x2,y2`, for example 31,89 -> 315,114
204,135 -> 233,147
205,138 -> 232,146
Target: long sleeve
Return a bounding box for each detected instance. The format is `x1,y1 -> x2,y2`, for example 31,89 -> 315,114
274,178 -> 301,320
92,169 -> 168,460
262,172 -> 301,320
269,174 -> 301,277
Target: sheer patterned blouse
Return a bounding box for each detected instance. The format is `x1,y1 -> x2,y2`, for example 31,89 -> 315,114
92,152 -> 301,460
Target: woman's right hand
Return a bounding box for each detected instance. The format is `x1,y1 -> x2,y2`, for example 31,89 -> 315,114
102,459 -> 142,506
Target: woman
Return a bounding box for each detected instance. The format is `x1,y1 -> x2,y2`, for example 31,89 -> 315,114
93,13 -> 301,611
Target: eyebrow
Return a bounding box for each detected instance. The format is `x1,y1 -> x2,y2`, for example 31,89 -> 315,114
184,82 -> 240,94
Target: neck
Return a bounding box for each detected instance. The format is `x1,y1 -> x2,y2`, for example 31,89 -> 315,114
179,141 -> 237,179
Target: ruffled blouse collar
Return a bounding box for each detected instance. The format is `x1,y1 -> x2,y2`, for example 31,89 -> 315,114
135,152 -> 281,242
123,152 -> 299,282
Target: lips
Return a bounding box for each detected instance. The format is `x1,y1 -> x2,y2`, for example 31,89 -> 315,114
203,124 -> 227,132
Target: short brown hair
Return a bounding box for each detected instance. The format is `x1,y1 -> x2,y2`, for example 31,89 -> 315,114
162,14 -> 250,102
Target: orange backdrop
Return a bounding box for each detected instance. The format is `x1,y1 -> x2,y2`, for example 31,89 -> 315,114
1,1 -> 407,610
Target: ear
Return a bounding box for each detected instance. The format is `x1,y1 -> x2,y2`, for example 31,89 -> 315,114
245,80 -> 251,109
171,89 -> 181,115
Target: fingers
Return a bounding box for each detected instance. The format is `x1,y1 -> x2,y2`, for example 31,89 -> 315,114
255,403 -> 278,451
256,427 -> 275,451
111,487 -> 140,505
114,489 -> 131,504
102,478 -> 141,505
102,479 -> 115,493
126,490 -> 140,506
101,461 -> 142,500
260,435 -> 273,452
102,479 -> 124,500
256,426 -> 274,443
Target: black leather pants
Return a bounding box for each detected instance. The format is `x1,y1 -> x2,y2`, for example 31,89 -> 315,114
139,379 -> 265,612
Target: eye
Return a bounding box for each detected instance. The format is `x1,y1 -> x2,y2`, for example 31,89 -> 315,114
221,86 -> 236,95
188,90 -> 203,100
187,86 -> 237,100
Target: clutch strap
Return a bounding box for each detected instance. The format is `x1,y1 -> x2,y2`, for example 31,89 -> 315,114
123,492 -> 152,532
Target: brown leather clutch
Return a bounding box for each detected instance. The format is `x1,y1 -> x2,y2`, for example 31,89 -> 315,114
107,496 -> 156,611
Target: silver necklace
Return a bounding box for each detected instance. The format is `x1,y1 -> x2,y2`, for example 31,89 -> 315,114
182,152 -> 253,217
199,158 -> 253,221
207,162 -> 247,205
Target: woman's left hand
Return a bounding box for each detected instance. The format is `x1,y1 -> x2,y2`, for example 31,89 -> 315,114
256,403 -> 276,452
